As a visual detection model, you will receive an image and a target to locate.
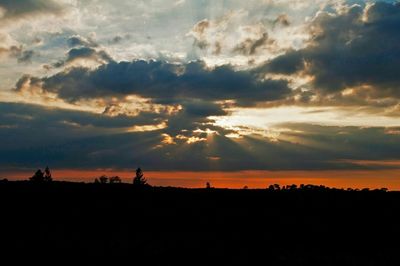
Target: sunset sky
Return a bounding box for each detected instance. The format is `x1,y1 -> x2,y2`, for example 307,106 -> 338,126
1,0 -> 400,189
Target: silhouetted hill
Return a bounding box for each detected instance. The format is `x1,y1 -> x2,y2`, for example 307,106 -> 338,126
1,181 -> 399,265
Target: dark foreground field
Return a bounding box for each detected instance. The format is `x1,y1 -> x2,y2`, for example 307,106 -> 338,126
1,181 -> 400,265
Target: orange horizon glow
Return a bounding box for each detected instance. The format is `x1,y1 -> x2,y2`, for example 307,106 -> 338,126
2,169 -> 400,190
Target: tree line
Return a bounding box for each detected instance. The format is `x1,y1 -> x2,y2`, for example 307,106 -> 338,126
29,167 -> 148,187
26,167 -> 389,192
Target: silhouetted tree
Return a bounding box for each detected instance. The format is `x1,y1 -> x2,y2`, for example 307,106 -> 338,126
99,175 -> 108,184
133,168 -> 147,186
206,182 -> 211,189
30,169 -> 44,182
44,166 -> 52,182
109,176 -> 122,184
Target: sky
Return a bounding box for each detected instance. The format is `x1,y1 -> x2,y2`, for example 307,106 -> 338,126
1,0 -> 400,189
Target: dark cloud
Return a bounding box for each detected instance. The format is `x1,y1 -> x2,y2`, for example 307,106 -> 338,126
276,123 -> 400,163
0,0 -> 63,22
0,102 -> 164,131
0,104 -> 165,169
16,60 -> 291,106
12,59 -> 248,155
0,101 -> 224,170
67,35 -> 98,48
161,99 -> 230,136
1,102 -> 400,171
52,47 -> 114,68
66,47 -> 113,63
183,99 -> 228,117
14,74 -> 40,91
265,49 -> 304,75
265,2 -> 400,99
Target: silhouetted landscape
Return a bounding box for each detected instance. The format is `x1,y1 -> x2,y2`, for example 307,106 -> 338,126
1,172 -> 399,265
3,0 -> 400,264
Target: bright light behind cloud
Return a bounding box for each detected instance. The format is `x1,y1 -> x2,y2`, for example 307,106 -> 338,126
212,106 -> 400,131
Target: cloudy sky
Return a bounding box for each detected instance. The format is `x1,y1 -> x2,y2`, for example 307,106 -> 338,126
1,0 -> 400,188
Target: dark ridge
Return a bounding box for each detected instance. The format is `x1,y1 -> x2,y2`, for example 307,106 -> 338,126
1,181 -> 399,265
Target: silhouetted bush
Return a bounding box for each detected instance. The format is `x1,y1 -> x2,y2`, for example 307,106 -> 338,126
110,176 -> 122,184
94,175 -> 122,184
98,175 -> 108,184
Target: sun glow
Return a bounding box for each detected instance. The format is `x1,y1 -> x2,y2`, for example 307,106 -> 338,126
127,122 -> 167,132
211,106 -> 400,133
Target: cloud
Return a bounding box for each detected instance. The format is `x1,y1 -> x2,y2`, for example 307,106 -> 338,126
3,0 -> 400,175
0,34 -> 36,63
15,60 -> 291,106
273,14 -> 290,27
0,32 -> 23,59
188,11 -> 272,57
183,99 -> 228,117
1,102 -> 400,171
109,35 -> 123,45
65,47 -> 113,64
233,33 -> 272,55
0,44 -> 22,58
17,49 -> 35,63
45,35 -> 111,68
51,47 -> 114,68
0,0 -> 64,25
264,2 -> 400,100
190,19 -> 213,51
67,35 -> 98,48
0,101 -> 166,129
0,101 -> 226,170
